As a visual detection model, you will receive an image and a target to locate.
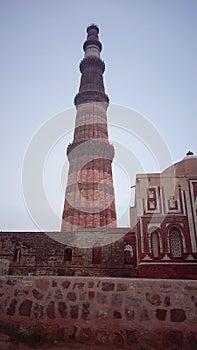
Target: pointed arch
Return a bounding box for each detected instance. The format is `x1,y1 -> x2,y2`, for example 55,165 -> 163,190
64,248 -> 72,262
124,243 -> 133,264
13,242 -> 21,263
169,227 -> 183,258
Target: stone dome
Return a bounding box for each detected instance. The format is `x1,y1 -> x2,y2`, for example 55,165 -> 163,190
162,151 -> 197,177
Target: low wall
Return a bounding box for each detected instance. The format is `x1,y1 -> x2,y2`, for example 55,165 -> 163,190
0,276 -> 197,349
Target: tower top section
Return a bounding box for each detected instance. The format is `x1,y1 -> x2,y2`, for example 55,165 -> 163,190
74,24 -> 109,107
83,24 -> 102,58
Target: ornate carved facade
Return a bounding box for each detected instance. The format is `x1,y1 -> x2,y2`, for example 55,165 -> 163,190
131,152 -> 197,279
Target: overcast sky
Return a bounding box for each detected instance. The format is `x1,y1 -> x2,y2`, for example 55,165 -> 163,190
0,0 -> 197,231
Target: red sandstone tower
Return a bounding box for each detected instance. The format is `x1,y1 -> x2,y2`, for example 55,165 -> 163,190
61,24 -> 117,231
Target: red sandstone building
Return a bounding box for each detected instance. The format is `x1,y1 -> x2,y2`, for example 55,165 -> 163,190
0,25 -> 197,279
131,151 -> 197,279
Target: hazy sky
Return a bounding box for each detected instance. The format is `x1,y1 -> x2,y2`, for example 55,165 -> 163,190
0,0 -> 197,231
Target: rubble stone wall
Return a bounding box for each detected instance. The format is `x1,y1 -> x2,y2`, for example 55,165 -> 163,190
0,276 -> 197,349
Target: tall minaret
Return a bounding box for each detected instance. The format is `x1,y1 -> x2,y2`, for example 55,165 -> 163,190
61,24 -> 117,231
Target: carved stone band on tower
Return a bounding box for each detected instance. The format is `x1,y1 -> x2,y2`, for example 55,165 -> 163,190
61,24 -> 117,231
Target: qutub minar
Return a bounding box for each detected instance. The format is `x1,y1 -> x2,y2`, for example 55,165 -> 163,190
0,24 -> 197,279
61,24 -> 116,231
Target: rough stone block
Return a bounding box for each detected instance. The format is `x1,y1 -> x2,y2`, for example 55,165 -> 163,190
58,301 -> 67,318
140,328 -> 162,348
96,308 -> 110,319
14,289 -> 28,297
112,293 -> 122,306
175,292 -> 190,307
88,281 -> 94,288
70,305 -> 79,319
126,329 -> 137,345
21,279 -> 33,287
52,280 -> 57,287
80,292 -> 87,301
188,331 -> 197,350
117,283 -> 127,291
6,278 -> 17,286
96,292 -> 106,304
139,308 -> 149,321
96,329 -> 109,344
159,284 -> 172,293
7,299 -> 17,316
113,330 -> 124,345
73,282 -> 84,290
125,296 -> 141,307
125,308 -> 135,320
67,291 -> 76,302
140,329 -> 156,342
146,292 -> 161,306
88,291 -> 95,300
171,309 -> 186,322
113,310 -> 122,319
102,282 -> 115,291
19,299 -> 32,317
33,303 -> 43,318
81,302 -> 90,319
156,309 -> 167,320
47,291 -> 53,299
164,295 -> 170,307
32,289 -> 43,300
62,280 -> 71,289
165,330 -> 183,348
69,326 -> 77,340
189,309 -> 197,322
46,301 -> 55,319
54,289 -> 63,299
57,326 -> 64,341
79,327 -> 92,343
36,279 -> 50,291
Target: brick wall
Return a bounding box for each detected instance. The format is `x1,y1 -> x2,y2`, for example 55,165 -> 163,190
0,231 -> 137,278
0,276 -> 197,349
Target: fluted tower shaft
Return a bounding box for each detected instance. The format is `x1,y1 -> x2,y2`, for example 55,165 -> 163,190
61,25 -> 117,231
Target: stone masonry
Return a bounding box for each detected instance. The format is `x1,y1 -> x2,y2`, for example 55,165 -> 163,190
0,276 -> 197,349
